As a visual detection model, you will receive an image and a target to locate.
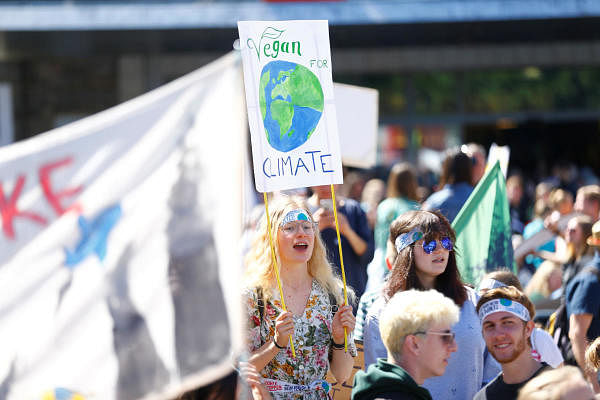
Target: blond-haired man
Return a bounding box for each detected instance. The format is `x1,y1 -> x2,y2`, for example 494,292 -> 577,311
352,289 -> 459,400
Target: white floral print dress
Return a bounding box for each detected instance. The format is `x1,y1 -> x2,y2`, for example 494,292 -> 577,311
244,280 -> 356,399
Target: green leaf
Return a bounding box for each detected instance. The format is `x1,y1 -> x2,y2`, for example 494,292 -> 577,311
262,27 -> 285,40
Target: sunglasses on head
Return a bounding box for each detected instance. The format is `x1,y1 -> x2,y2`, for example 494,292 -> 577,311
421,237 -> 453,254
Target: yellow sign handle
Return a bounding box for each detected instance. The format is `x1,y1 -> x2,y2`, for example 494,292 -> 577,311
330,184 -> 348,352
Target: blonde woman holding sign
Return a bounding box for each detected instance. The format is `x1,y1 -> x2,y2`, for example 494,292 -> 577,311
243,196 -> 356,399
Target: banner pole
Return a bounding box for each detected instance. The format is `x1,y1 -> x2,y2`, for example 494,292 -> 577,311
263,192 -> 296,358
330,184 -> 349,352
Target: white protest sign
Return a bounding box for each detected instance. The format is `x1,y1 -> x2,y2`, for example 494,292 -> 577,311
238,20 -> 343,193
334,83 -> 379,169
487,142 -> 510,178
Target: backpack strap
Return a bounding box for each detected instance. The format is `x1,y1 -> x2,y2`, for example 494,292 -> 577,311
329,292 -> 338,313
256,287 -> 265,326
256,287 -> 265,345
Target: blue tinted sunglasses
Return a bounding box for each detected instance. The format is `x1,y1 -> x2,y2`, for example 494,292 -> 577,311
422,237 -> 453,254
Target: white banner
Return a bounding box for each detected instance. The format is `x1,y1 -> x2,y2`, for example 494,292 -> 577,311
334,83 -> 379,169
238,20 -> 343,193
0,52 -> 247,400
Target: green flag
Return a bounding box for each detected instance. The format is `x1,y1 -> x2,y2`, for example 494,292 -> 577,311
451,161 -> 514,286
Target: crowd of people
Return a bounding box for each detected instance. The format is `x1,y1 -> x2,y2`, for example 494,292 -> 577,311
235,143 -> 600,400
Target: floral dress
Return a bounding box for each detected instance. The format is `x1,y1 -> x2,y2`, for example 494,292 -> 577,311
244,280 -> 356,399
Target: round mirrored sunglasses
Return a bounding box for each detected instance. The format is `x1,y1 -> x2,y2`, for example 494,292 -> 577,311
421,237 -> 453,254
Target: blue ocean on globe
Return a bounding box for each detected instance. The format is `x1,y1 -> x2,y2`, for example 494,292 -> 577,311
259,60 -> 324,152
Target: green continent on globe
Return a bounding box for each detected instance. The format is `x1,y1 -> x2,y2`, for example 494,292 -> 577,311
268,65 -> 324,139
259,69 -> 270,121
270,99 -> 294,137
271,65 -> 324,112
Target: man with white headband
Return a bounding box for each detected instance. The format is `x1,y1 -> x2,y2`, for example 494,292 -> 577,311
474,286 -> 553,400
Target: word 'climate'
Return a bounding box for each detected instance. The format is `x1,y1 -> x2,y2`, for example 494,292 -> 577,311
263,150 -> 334,178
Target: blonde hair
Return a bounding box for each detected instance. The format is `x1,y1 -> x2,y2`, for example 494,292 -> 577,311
243,195 -> 352,305
525,260 -> 561,299
380,289 -> 459,358
517,366 -> 591,400
549,189 -> 573,213
585,337 -> 600,372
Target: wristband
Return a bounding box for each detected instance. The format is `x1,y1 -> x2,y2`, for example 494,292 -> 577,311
273,339 -> 286,350
331,339 -> 344,349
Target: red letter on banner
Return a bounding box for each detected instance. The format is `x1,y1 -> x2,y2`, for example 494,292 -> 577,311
39,157 -> 83,216
0,175 -> 48,239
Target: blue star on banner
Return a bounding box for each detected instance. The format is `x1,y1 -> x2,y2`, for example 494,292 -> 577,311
65,204 -> 122,267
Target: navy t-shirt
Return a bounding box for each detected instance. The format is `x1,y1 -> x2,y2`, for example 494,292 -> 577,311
318,198 -> 374,302
566,263 -> 600,341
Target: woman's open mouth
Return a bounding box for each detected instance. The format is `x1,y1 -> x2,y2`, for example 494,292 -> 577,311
293,242 -> 309,250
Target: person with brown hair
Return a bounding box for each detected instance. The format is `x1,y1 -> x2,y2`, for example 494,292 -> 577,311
478,269 -> 564,368
368,162 -> 420,290
363,210 -> 500,399
585,337 -> 600,374
422,147 -> 473,223
565,220 -> 600,392
574,185 -> 600,221
474,286 -> 553,400
243,196 -> 356,399
539,214 -> 594,286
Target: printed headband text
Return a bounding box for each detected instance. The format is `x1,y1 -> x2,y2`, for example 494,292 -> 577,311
478,298 -> 530,322
280,209 -> 312,227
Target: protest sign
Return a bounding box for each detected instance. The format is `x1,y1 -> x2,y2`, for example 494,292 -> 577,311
452,161 -> 514,285
238,20 -> 343,192
0,52 -> 247,399
334,83 -> 379,169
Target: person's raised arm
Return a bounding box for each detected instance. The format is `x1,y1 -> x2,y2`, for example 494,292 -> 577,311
248,311 -> 294,372
329,304 -> 356,383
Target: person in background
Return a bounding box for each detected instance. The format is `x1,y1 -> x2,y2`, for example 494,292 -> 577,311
363,210 -> 500,399
585,337 -> 600,376
352,289 -> 459,400
309,185 -> 375,307
423,147 -> 473,223
540,215 -> 594,286
342,170 -> 368,202
520,186 -> 567,272
462,142 -> 487,186
524,260 -> 563,305
478,269 -> 564,369
517,366 -> 595,400
574,185 -> 600,222
566,221 -> 600,392
367,162 -> 420,292
506,174 -> 526,235
360,178 -> 386,231
243,196 -> 356,399
474,286 -> 553,400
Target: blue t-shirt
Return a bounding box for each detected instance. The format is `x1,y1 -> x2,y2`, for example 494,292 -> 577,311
423,182 -> 473,223
566,259 -> 600,341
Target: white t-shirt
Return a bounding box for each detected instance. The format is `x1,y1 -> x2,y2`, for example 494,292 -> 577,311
531,327 -> 563,368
